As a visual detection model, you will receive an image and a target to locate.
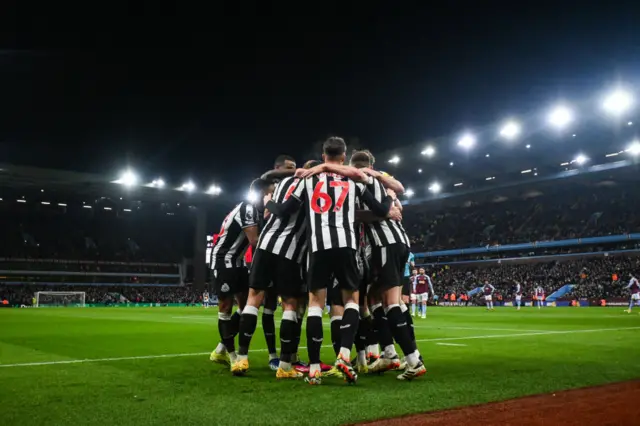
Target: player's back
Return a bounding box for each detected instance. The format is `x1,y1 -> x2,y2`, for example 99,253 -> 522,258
300,173 -> 359,252
211,201 -> 257,269
258,176 -> 307,261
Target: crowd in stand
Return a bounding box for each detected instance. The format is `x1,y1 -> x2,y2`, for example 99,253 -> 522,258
405,184 -> 640,251
2,180 -> 639,307
428,255 -> 640,301
0,284 -> 202,306
0,202 -> 191,262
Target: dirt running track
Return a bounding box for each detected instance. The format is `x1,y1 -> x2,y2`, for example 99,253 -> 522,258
356,380 -> 640,426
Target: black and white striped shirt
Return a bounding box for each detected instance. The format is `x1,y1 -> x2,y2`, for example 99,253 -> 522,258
211,201 -> 258,269
363,178 -> 411,248
267,173 -> 392,253
258,176 -> 307,262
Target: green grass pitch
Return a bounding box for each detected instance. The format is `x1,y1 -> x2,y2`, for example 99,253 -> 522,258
1,306 -> 640,425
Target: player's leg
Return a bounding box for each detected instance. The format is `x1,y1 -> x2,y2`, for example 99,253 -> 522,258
329,284 -> 345,357
421,295 -> 427,318
212,268 -> 242,367
233,253 -> 272,375
331,249 -> 361,383
305,251 -> 331,384
354,280 -> 371,372
292,296 -> 307,367
263,288 -> 279,369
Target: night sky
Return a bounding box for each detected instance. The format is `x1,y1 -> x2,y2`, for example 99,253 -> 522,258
2,2 -> 639,197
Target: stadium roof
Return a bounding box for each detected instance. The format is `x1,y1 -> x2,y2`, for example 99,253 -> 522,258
376,90 -> 640,199
0,163 -> 221,206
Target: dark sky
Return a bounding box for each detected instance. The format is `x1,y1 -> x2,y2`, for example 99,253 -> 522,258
2,2 -> 639,196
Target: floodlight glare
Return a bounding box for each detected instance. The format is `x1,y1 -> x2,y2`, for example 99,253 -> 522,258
421,146 -> 436,157
405,189 -> 415,198
603,89 -> 633,115
548,105 -> 573,128
246,191 -> 258,203
115,170 -> 138,187
207,184 -> 222,195
180,181 -> 196,192
388,156 -> 401,164
457,134 -> 475,149
626,141 -> 640,156
574,154 -> 588,165
428,182 -> 441,194
152,178 -> 165,188
499,121 -> 521,139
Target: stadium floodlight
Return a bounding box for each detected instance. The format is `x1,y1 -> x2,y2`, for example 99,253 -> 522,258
123,208 -> 132,212
41,201 -> 50,205
573,154 -> 588,165
521,169 -> 532,174
179,181 -> 196,192
418,168 -> 422,173
113,170 -> 139,187
148,178 -> 165,188
428,182 -> 441,194
207,184 -> 222,195
626,141 -> 640,156
246,190 -> 258,203
17,199 -> 26,203
547,105 -> 573,128
499,121 -> 521,139
603,89 -> 633,115
628,121 -> 633,126
405,189 -> 415,198
485,154 -> 490,158
457,133 -> 475,149
421,146 -> 436,157
526,144 -> 531,149
454,182 -> 463,187
388,156 -> 400,164
57,203 -> 67,207
449,161 -> 454,166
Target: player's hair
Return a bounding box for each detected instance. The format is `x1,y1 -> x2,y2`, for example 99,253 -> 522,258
274,155 -> 296,168
322,137 -> 347,159
250,178 -> 269,194
303,160 -> 321,169
361,149 -> 375,166
350,150 -> 372,169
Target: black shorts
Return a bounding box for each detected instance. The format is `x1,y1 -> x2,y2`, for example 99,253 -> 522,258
371,243 -> 409,291
327,278 -> 343,307
249,249 -> 304,299
308,247 -> 360,292
402,277 -> 412,296
213,267 -> 249,298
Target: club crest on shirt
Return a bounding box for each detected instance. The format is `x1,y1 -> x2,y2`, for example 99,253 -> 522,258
220,283 -> 230,293
245,207 -> 254,223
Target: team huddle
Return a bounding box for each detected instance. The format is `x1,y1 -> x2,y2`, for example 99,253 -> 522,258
208,137 -> 425,384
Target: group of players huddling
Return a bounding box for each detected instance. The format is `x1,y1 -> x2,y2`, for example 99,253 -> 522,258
208,137 -> 425,384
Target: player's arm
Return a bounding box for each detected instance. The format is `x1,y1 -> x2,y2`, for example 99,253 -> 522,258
361,168 -> 405,194
412,277 -> 417,293
296,164 -> 368,184
355,204 -> 402,223
261,168 -> 296,182
240,204 -> 260,248
427,276 -> 435,294
265,179 -> 305,217
356,183 -> 393,217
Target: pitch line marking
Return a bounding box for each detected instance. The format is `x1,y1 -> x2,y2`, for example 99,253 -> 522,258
2,326 -> 639,368
435,343 -> 467,347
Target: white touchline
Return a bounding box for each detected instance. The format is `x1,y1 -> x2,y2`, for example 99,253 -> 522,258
2,326 -> 639,368
435,343 -> 467,346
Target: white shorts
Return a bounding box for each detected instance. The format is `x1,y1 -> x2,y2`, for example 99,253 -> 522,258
410,294 -> 417,301
418,293 -> 429,302
632,293 -> 640,301
484,295 -> 492,302
515,295 -> 522,301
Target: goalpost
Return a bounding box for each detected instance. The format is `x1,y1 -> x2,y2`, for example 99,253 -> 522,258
35,291 -> 86,308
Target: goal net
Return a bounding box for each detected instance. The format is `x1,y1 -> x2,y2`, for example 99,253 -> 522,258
35,291 -> 86,308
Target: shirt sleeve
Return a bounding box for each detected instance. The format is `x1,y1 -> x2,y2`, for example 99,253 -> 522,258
266,179 -> 305,217
427,276 -> 435,294
239,203 -> 258,228
356,182 -> 392,217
